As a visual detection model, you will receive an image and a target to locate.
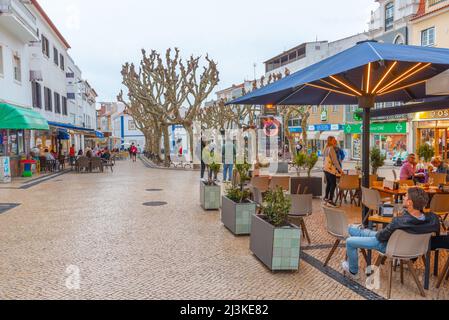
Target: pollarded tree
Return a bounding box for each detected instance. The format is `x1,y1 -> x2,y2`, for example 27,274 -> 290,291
120,48 -> 219,166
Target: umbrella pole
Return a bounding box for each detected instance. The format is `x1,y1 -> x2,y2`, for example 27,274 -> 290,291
359,96 -> 374,226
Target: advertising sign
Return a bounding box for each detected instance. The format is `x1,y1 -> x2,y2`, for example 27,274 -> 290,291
0,157 -> 11,183
259,116 -> 283,158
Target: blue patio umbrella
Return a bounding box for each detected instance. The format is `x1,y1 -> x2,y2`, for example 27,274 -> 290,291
228,41 -> 449,206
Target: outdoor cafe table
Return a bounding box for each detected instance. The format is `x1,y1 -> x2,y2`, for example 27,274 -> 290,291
371,186 -> 448,203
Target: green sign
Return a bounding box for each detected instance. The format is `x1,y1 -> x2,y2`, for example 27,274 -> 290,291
353,109 -> 363,121
344,122 -> 407,135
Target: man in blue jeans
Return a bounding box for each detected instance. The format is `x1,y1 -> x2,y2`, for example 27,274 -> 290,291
342,187 -> 440,280
222,139 -> 235,183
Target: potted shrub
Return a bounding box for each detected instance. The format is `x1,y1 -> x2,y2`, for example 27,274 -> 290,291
418,144 -> 435,164
250,187 -> 301,271
290,153 -> 322,197
200,162 -> 222,210
370,147 -> 386,175
221,162 -> 256,235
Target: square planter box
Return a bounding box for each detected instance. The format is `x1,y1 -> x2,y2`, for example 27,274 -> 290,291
200,180 -> 221,210
221,196 -> 256,235
291,176 -> 323,198
250,214 -> 301,271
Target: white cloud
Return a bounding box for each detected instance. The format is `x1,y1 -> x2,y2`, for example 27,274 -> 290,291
38,0 -> 378,101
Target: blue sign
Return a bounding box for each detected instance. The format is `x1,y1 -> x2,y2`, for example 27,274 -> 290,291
289,124 -> 343,133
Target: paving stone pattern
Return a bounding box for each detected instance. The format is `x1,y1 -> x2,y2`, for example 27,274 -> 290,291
0,161 -> 447,300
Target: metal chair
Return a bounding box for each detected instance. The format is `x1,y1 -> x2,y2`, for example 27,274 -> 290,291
269,176 -> 290,192
430,194 -> 449,230
322,206 -> 350,267
289,194 -> 313,245
90,157 -> 103,173
336,175 -> 360,206
361,187 -> 387,225
374,230 -> 432,299
76,157 -> 90,173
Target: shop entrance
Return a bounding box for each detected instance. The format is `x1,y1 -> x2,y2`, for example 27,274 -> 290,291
417,121 -> 449,160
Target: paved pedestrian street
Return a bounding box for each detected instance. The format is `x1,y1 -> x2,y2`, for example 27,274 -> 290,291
0,160 -> 448,300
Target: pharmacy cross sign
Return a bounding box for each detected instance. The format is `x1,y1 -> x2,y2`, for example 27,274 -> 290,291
344,122 -> 407,135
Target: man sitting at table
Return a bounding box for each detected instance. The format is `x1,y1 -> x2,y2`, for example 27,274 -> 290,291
400,153 -> 417,181
341,187 -> 440,280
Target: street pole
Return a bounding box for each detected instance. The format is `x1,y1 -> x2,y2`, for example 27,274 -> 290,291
359,95 -> 375,224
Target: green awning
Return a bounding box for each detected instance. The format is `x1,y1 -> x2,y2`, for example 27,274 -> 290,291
0,103 -> 49,130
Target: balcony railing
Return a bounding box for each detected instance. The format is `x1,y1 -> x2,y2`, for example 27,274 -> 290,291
0,0 -> 38,39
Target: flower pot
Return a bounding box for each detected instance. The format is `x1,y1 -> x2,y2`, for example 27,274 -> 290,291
221,196 -> 256,235
290,176 -> 323,197
200,180 -> 221,210
250,214 -> 301,271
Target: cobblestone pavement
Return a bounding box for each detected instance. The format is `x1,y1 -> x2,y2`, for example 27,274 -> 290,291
0,160 -> 447,300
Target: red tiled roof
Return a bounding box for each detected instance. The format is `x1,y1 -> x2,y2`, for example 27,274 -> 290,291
412,0 -> 449,21
31,0 -> 71,49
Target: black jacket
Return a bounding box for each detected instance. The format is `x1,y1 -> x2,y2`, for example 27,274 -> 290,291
376,211 -> 441,243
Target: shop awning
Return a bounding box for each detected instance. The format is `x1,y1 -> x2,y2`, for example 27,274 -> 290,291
57,129 -> 70,140
95,131 -> 104,138
0,103 -> 49,130
48,121 -> 93,132
320,131 -> 345,141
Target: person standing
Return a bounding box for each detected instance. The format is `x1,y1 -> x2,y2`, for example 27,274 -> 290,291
130,143 -> 138,162
200,139 -> 206,179
69,144 -> 76,166
222,139 -> 235,183
323,136 -> 343,208
296,142 -> 303,155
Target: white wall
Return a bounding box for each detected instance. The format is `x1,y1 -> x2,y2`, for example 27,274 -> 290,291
0,27 -> 32,107
28,4 -> 69,124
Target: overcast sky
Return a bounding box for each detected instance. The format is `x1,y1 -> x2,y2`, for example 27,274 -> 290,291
38,0 -> 378,102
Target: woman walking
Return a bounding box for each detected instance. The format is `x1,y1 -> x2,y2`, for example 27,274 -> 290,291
323,136 -> 344,208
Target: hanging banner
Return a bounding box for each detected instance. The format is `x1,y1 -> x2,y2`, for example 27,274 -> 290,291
0,157 -> 11,183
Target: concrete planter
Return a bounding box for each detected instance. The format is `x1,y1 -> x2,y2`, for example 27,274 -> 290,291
221,196 -> 256,235
269,162 -> 289,174
250,215 -> 301,271
200,180 -> 221,210
291,176 -> 323,197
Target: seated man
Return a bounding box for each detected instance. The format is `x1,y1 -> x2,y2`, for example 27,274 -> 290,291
342,187 -> 440,280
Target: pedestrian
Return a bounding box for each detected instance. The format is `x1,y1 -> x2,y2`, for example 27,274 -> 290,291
69,144 -> 76,166
130,143 -> 138,162
296,142 -> 303,155
200,138 -> 206,180
222,138 -> 235,183
323,136 -> 344,208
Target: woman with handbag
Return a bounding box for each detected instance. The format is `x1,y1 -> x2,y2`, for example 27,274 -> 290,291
323,136 -> 344,208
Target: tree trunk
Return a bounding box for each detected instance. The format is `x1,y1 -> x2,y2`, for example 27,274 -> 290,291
185,124 -> 194,163
162,124 -> 171,167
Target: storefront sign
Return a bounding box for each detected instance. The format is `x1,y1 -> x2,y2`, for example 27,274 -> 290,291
416,109 -> 449,120
0,157 -> 11,183
290,124 -> 343,133
344,122 -> 407,135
